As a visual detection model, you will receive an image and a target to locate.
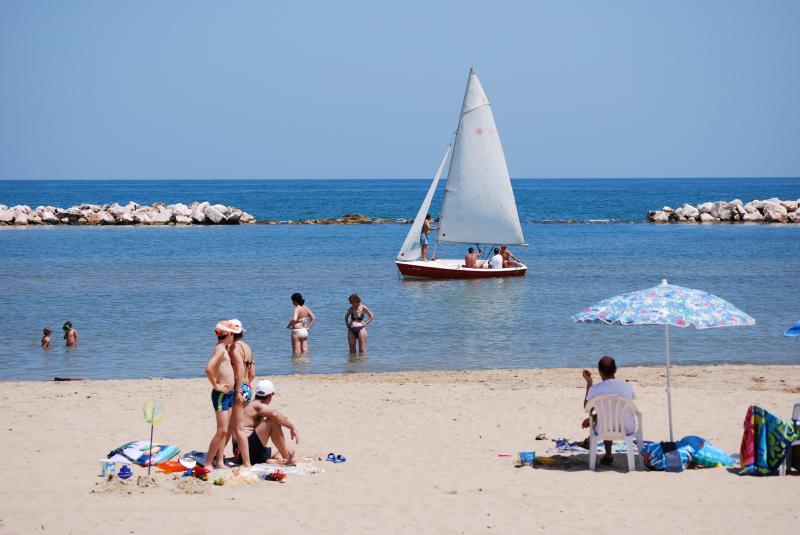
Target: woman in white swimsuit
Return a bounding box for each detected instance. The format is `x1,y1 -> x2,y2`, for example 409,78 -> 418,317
344,293 -> 373,354
287,293 -> 315,356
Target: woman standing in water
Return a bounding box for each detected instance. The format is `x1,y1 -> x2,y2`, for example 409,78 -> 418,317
344,293 -> 373,354
287,293 -> 315,355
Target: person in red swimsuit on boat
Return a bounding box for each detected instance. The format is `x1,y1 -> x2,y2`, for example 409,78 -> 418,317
420,213 -> 437,261
464,246 -> 483,268
500,245 -> 522,268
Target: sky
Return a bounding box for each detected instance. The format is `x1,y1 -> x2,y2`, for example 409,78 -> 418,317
0,1 -> 798,180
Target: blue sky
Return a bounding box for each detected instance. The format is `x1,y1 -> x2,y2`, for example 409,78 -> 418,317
1,1 -> 798,179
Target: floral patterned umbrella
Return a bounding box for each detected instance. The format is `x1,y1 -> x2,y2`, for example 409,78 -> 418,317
572,279 -> 755,440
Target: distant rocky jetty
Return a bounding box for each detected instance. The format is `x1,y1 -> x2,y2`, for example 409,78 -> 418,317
647,198 -> 800,224
0,202 -> 255,225
259,214 -> 409,225
0,203 -> 410,226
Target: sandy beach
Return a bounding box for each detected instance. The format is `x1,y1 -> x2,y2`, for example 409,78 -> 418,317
1,364 -> 798,534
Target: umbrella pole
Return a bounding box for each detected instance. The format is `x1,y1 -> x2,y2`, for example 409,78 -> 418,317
664,324 -> 674,442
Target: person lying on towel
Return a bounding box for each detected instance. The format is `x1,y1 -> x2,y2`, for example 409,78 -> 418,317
232,379 -> 300,466
581,355 -> 636,465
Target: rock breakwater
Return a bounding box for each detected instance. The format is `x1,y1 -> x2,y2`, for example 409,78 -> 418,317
0,202 -> 256,225
647,198 -> 800,224
0,205 -> 412,226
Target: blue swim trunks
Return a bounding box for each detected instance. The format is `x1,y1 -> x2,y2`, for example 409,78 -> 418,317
211,389 -> 234,412
420,232 -> 429,246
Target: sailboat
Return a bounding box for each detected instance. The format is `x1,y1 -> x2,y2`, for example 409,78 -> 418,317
395,68 -> 527,279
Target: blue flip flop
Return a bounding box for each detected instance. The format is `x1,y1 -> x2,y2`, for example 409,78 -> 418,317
326,453 -> 336,462
335,454 -> 346,463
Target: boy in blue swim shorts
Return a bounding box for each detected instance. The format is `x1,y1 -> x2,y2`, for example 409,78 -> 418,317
204,321 -> 237,468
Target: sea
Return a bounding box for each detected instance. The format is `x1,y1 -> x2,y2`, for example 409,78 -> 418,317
1,178 -> 798,381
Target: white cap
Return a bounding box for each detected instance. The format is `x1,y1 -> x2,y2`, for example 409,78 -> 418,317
229,319 -> 245,333
254,379 -> 275,397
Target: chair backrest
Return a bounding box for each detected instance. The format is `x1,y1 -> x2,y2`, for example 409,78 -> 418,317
792,403 -> 800,421
585,395 -> 641,440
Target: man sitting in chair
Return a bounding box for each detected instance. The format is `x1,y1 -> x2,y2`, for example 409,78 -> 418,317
581,356 -> 636,465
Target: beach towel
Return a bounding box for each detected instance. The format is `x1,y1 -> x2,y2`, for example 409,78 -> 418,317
551,438 -> 649,454
642,442 -> 694,471
739,405 -> 800,475
107,440 -> 180,466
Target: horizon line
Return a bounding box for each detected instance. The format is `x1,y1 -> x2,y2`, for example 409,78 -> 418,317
1,176 -> 799,182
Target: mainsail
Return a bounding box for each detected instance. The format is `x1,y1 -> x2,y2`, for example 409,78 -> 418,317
396,146 -> 451,261
438,69 -> 525,245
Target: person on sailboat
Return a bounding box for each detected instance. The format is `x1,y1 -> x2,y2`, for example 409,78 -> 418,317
344,293 -> 373,354
287,293 -> 315,356
420,213 -> 437,261
464,246 -> 483,268
500,245 -> 521,268
488,248 -> 504,269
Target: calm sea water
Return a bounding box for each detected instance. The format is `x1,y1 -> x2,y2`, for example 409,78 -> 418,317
1,178 -> 799,381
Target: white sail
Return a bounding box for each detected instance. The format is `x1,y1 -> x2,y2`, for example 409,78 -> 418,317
396,145 -> 451,261
438,69 -> 525,245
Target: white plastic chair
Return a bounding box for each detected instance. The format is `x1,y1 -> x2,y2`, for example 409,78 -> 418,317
779,402 -> 800,476
585,395 -> 644,472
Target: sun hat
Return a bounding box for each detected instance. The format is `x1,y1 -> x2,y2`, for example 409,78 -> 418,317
254,379 -> 275,397
214,320 -> 238,335
229,319 -> 245,333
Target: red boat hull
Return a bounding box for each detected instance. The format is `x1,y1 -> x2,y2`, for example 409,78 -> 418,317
395,260 -> 526,279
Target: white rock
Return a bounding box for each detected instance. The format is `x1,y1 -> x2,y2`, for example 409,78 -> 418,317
240,212 -> 256,224
118,212 -> 135,225
681,204 -> 699,218
226,209 -> 243,224
697,202 -> 715,214
88,211 -> 116,225
174,214 -> 192,225
699,213 -> 716,222
150,210 -> 172,225
0,209 -> 14,223
651,211 -> 669,223
41,211 -> 59,224
661,206 -> 673,213
14,214 -> 29,225
763,207 -> 788,223
29,214 -> 42,224
191,207 -> 207,223
780,199 -> 798,212
742,211 -> 763,222
762,201 -> 787,215
170,203 -> 192,217
204,205 -> 226,224
750,200 -> 764,210
743,202 -> 757,214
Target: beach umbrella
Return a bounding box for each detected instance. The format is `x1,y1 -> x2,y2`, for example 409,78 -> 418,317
572,279 -> 755,441
785,321 -> 800,338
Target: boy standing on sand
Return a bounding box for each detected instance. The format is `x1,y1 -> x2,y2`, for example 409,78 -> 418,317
204,321 -> 236,468
41,327 -> 52,348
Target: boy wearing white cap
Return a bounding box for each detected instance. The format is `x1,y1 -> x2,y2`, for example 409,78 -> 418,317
232,379 -> 300,466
